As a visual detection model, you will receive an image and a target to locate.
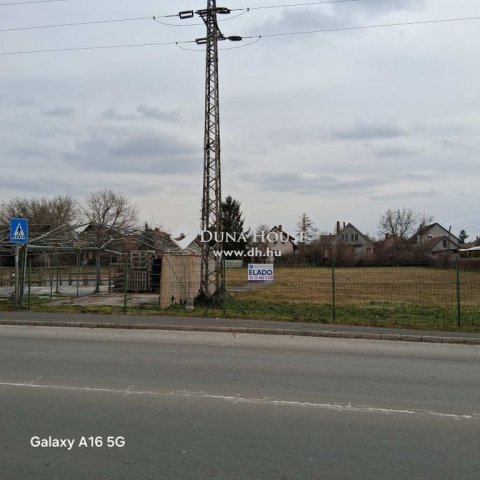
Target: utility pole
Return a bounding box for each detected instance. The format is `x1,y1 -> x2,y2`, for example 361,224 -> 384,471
179,2 -> 242,303
198,1 -> 223,302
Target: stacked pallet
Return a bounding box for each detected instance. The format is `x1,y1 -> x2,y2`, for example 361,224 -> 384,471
128,250 -> 156,292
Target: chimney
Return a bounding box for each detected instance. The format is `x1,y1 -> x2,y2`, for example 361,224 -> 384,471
278,224 -> 283,231
336,221 -> 340,234
343,222 -> 346,229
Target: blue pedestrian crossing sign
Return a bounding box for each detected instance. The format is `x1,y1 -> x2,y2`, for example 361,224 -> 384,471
10,218 -> 29,244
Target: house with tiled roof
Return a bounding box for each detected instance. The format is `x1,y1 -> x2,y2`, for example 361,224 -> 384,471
409,223 -> 459,256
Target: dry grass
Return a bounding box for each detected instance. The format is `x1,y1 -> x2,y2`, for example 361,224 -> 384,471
225,266 -> 480,307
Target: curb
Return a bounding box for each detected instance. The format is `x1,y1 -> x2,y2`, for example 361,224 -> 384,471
1,320 -> 479,345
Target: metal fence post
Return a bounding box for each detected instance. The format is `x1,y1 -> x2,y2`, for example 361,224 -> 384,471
55,250 -> 60,294
20,245 -> 27,307
222,257 -> 226,315
27,257 -> 31,310
14,245 -> 20,309
456,256 -> 461,327
123,256 -> 128,314
76,252 -> 80,297
331,257 -> 336,323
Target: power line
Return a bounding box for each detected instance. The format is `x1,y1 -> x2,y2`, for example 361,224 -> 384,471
244,0 -> 360,11
153,10 -> 249,28
0,16 -> 153,32
1,1 -> 359,33
0,39 -> 194,56
0,0 -> 68,5
2,15 -> 480,56
245,15 -> 480,39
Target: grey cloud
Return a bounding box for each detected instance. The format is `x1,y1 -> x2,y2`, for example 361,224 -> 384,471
267,128 -> 326,147
344,0 -> 424,16
371,189 -> 439,201
249,0 -> 424,37
246,169 -> 437,196
15,98 -> 36,107
41,105 -> 76,117
65,132 -> 200,175
248,9 -> 340,38
0,174 -> 79,196
332,122 -> 408,141
137,104 -> 179,121
372,145 -> 422,158
101,105 -> 179,122
0,172 -> 165,199
253,171 -> 384,194
102,108 -> 137,121
7,144 -> 53,161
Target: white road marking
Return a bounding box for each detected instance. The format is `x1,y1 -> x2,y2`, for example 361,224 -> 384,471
123,384 -> 135,397
0,381 -> 477,421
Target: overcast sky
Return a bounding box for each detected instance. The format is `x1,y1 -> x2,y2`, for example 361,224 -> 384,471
1,0 -> 479,239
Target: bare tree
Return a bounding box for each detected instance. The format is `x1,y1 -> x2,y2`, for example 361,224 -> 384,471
296,213 -> 317,244
0,195 -> 78,234
378,208 -> 434,241
255,223 -> 270,236
81,190 -> 139,292
417,210 -> 435,232
82,190 -> 138,230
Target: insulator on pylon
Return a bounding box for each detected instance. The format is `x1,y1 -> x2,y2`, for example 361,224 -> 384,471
216,8 -> 231,15
228,36 -> 242,42
179,10 -> 194,19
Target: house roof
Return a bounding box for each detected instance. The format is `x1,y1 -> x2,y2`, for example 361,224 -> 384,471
270,225 -> 297,244
459,245 -> 480,252
422,236 -> 458,251
410,223 -> 460,243
332,223 -> 373,246
143,228 -> 179,252
171,233 -> 202,253
340,223 -> 372,241
415,223 -> 439,237
462,237 -> 480,249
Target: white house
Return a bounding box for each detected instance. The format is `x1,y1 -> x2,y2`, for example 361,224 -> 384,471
328,221 -> 374,258
409,223 -> 459,256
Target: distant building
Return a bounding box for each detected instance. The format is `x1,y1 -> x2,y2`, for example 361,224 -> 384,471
249,224 -> 298,262
265,225 -> 298,257
320,221 -> 374,258
409,223 -> 459,257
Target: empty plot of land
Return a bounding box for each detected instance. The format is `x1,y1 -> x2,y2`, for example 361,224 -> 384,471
226,266 -> 480,306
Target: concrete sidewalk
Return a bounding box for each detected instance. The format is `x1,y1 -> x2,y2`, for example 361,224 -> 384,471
1,311 -> 479,345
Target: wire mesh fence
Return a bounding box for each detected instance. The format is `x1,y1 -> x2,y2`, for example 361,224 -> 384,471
1,248 -> 479,331
225,262 -> 480,329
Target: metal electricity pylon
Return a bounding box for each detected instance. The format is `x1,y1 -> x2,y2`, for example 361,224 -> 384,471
198,1 -> 224,301
179,2 -> 242,302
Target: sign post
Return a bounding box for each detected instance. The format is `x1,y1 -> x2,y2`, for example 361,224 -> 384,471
10,218 -> 29,308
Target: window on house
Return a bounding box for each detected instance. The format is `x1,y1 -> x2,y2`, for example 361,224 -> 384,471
442,238 -> 448,248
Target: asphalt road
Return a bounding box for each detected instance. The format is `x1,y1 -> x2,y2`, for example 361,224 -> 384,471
0,326 -> 479,480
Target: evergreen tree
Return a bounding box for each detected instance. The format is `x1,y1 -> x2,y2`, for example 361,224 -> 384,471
221,196 -> 250,258
459,229 -> 469,244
